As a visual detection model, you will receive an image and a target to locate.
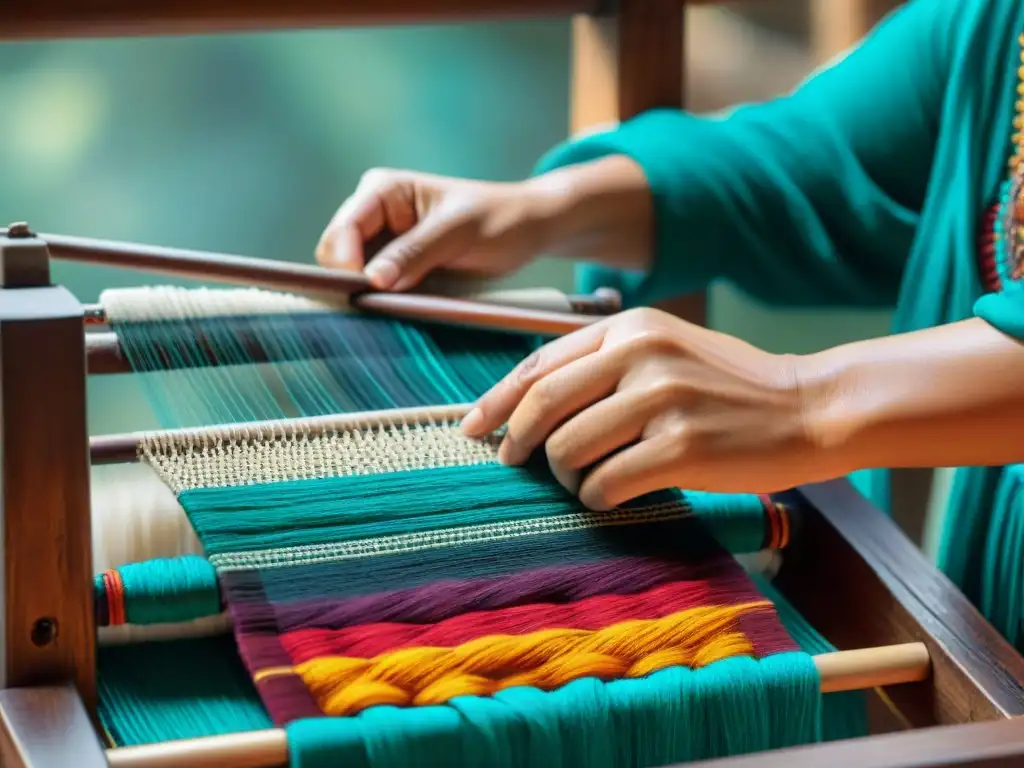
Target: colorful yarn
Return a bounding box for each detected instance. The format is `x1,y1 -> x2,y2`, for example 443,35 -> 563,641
94,288 -> 848,764
270,602 -> 769,715
148,434 -> 818,739
233,555 -> 748,634
276,577 -> 778,661
287,652 -> 822,768
95,555 -> 221,627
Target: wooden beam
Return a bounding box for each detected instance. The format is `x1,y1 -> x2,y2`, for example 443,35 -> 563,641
777,479 -> 1024,726
0,0 -> 597,40
809,0 -> 903,66
0,686 -> 107,768
685,716 -> 1024,768
570,0 -> 705,325
0,228 -> 95,714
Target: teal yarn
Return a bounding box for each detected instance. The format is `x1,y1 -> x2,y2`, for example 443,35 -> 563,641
681,491 -> 774,554
96,555 -> 220,626
287,653 -> 821,768
979,464 -> 1024,647
98,635 -> 272,746
177,464 -> 777,559
751,574 -> 868,743
109,312 -> 533,429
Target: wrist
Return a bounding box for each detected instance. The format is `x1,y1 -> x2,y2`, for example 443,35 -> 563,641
521,156 -> 653,269
791,348 -> 874,477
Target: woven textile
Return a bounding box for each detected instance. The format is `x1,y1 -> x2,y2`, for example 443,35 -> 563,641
138,417 -> 810,733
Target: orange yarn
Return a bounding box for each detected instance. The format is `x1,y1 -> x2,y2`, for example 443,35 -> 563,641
254,601 -> 771,716
103,569 -> 126,626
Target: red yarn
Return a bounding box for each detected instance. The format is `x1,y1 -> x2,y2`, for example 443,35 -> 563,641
280,573 -> 765,662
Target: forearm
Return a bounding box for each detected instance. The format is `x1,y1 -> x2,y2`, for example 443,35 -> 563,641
529,0 -> 955,309
527,155 -> 653,272
802,319 -> 1024,472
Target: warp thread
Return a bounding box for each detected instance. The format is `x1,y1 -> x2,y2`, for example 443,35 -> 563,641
110,307 -> 534,428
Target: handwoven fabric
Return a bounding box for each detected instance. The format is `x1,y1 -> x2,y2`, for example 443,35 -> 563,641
96,285 -> 866,761
137,416 -> 820,762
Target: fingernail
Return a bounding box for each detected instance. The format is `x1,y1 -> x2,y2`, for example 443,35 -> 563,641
329,237 -> 353,267
365,260 -> 398,289
461,408 -> 484,436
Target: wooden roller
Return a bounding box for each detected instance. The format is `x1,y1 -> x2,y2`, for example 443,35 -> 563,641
104,643 -> 932,768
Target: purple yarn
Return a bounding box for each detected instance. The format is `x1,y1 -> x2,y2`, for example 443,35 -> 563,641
232,554 -> 737,634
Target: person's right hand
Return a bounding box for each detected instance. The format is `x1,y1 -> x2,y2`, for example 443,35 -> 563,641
315,169 -> 552,292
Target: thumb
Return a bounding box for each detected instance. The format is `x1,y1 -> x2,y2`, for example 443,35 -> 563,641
366,207 -> 476,291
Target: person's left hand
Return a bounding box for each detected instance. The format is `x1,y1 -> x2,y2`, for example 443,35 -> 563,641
460,307 -> 839,510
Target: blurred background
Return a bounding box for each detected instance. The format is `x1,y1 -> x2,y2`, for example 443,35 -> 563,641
4,0 -> 936,546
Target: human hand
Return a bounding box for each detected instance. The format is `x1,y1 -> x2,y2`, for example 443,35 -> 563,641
460,308 -> 840,510
315,169 -> 551,292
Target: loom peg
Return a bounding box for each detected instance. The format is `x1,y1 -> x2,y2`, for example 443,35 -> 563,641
102,642 -> 932,768
815,641 -> 931,694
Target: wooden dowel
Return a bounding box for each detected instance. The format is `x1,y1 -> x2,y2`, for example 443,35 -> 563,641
81,289 -> 620,328
83,298 -> 595,375
29,230 -> 602,337
91,404 -> 474,464
83,301 -> 578,377
85,333 -> 129,375
103,642 -> 931,768
40,231 -> 370,294
82,290 -> 602,375
816,641 -> 930,694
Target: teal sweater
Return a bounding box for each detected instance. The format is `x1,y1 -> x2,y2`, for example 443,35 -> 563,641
537,0 -> 1024,648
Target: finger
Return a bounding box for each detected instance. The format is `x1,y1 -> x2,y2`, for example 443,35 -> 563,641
578,431 -> 686,512
543,389 -> 665,481
316,192 -> 386,271
316,171 -> 414,272
499,347 -> 628,466
461,320 -> 611,438
369,211 -> 479,292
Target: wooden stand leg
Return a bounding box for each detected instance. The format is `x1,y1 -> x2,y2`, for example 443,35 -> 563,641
0,225 -> 95,712
0,686 -> 108,768
569,0 -> 706,326
809,0 -> 902,67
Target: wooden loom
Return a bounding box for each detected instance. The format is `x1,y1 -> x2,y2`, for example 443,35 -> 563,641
3,1 -> 1024,766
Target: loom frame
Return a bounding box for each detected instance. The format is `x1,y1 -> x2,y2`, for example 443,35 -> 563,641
4,0 -> 1024,764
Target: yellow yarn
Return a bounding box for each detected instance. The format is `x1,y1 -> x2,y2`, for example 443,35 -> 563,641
265,601 -> 772,715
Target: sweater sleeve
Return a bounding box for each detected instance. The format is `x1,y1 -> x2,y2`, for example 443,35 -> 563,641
975,284 -> 1024,340
534,0 -> 958,309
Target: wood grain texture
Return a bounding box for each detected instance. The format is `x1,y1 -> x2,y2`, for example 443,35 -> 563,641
0,686 -> 107,768
777,479 -> 1024,726
570,0 -> 706,327
0,235 -> 95,715
683,716 -> 1024,768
